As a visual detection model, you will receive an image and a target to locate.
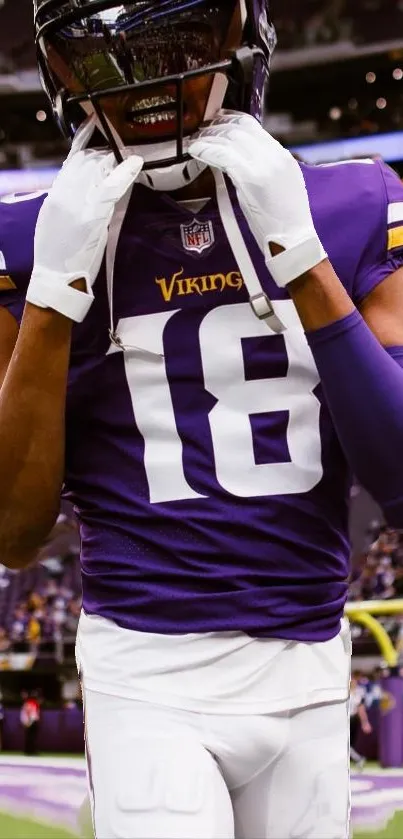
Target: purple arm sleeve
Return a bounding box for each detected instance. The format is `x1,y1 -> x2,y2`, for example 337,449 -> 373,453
307,309 -> 403,527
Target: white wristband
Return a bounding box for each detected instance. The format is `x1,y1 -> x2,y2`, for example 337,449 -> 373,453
27,271 -> 94,322
265,236 -> 328,288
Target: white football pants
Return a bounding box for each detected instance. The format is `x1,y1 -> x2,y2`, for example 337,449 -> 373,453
80,689 -> 350,839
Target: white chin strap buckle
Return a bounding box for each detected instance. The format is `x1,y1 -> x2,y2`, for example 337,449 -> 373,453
212,168 -> 286,335
249,293 -> 286,334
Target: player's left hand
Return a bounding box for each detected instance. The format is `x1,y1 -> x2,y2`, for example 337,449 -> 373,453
189,111 -> 328,288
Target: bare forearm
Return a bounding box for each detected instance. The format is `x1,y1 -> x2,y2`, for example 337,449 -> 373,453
287,260 -> 355,331
0,303 -> 73,564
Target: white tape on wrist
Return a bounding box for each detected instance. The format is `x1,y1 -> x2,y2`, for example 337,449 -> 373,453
265,236 -> 327,288
26,273 -> 94,322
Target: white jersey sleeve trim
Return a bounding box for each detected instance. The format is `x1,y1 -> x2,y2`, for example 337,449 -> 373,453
387,201 -> 403,226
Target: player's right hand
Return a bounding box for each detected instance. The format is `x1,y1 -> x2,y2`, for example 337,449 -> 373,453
26,117 -> 143,323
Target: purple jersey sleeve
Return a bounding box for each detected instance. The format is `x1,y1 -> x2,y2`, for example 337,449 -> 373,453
302,158 -> 403,305
0,193 -> 46,323
352,159 -> 403,302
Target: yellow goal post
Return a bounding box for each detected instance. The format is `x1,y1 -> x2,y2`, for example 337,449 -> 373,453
345,599 -> 403,667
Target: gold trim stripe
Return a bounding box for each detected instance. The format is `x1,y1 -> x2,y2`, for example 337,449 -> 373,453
387,225 -> 403,251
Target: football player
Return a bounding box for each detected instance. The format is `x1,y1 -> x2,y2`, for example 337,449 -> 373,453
1,2 -> 403,837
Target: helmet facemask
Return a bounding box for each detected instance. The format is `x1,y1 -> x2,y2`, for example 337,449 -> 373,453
35,0 -> 276,167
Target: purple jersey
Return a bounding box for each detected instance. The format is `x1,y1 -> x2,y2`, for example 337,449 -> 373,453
1,159 -> 403,641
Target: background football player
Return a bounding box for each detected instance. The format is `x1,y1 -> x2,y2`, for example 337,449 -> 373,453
1,1 -> 403,837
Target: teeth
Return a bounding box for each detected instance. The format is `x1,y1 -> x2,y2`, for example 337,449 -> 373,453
129,94 -> 177,125
132,95 -> 175,113
130,110 -> 176,125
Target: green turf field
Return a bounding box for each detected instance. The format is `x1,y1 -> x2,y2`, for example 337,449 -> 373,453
0,811 -> 402,839
355,810 -> 403,838
0,812 -> 76,839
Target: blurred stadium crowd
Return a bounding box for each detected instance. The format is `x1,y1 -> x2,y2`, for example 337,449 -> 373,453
349,527 -> 403,602
275,0 -> 403,50
0,508 -> 81,663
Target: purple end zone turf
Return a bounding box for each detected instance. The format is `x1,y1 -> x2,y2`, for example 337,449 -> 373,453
0,759 -> 402,834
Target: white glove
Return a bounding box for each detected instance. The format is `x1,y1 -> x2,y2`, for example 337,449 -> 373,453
27,118 -> 144,322
189,111 -> 327,288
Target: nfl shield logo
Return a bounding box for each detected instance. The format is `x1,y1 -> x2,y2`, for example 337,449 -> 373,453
180,218 -> 214,254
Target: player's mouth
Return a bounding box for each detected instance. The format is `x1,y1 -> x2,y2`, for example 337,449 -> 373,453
119,80 -> 208,140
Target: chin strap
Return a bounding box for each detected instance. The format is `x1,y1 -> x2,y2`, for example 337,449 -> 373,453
136,138 -> 207,191
211,169 -> 286,335
138,157 -> 207,192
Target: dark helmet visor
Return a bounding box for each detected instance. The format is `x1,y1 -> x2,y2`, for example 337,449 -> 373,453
36,1 -> 240,98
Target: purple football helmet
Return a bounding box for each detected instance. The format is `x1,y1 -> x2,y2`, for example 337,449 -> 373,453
34,1 -> 277,166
